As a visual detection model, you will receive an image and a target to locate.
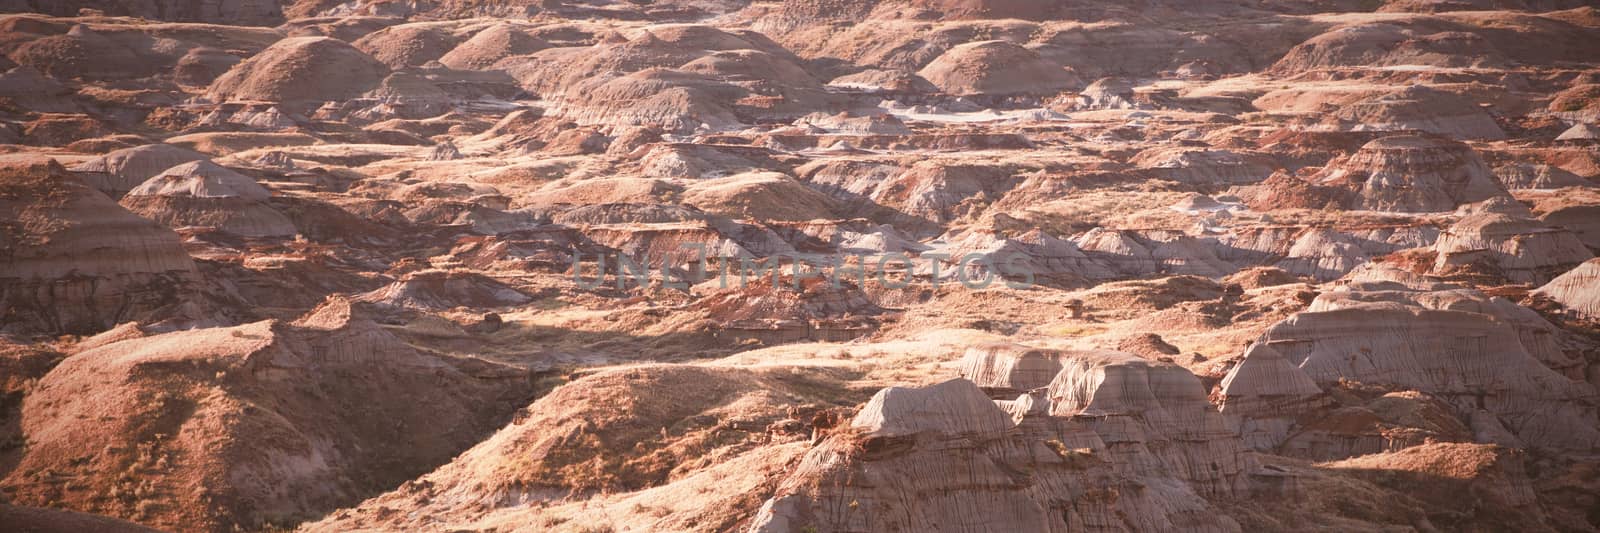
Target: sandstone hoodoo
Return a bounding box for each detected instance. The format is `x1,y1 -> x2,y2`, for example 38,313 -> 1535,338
4,1 -> 1600,532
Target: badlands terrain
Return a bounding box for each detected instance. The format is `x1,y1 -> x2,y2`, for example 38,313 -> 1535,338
1,0 -> 1600,531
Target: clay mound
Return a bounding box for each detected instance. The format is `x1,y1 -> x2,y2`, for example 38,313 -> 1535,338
755,349 -> 1249,532
351,22 -> 467,69
8,24 -> 148,80
447,226 -> 601,272
19,113 -> 109,146
0,156 -> 201,335
1274,227 -> 1372,281
826,68 -> 938,93
1432,213 -> 1593,284
301,364 -> 857,532
915,40 -> 1079,97
1493,162 -> 1592,190
958,342 -> 1074,396
402,201 -> 542,235
1272,22 -> 1508,74
1310,286 -> 1590,378
1328,86 -> 1505,140
681,172 -> 838,222
640,142 -> 781,179
580,219 -> 795,269
1308,134 -> 1511,213
1242,302 -> 1600,452
207,36 -> 389,105
0,300 -> 527,531
1075,229 -> 1238,279
1530,257 -> 1600,322
119,160 -> 296,238
355,269 -> 533,311
908,0 -> 1065,20
438,23 -> 547,70
0,65 -> 77,113
1218,343 -> 1323,417
124,160 -> 269,201
171,46 -> 240,86
69,143 -> 208,199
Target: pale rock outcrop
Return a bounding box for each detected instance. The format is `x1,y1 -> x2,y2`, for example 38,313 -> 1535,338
1274,227 -> 1370,281
1555,122 -> 1599,141
1432,213 -> 1593,284
959,342 -> 1071,397
753,349 -> 1251,532
1237,302 -> 1600,453
1312,286 -> 1591,379
69,144 -> 209,199
1493,162 -> 1592,190
1531,258 -> 1600,323
1309,134 -> 1511,213
119,160 -> 296,238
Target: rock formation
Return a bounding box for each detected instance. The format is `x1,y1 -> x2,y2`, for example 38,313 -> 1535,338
0,156 -> 202,335
207,36 -> 389,106
0,299 -> 530,531
119,160 -> 296,238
